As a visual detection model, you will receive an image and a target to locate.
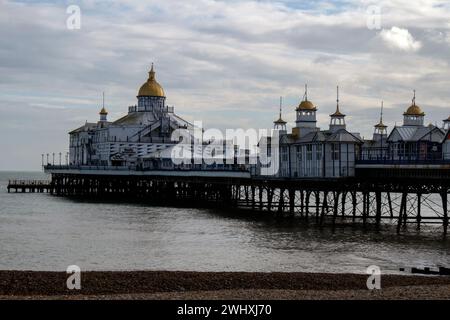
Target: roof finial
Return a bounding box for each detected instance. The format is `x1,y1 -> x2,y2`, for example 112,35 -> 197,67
336,85 -> 340,112
380,100 -> 384,123
305,84 -> 308,101
279,96 -> 283,119
412,89 -> 416,106
102,91 -> 105,109
149,62 -> 155,80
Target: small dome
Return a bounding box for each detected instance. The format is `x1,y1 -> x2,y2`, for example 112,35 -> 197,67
374,120 -> 387,128
99,107 -> 108,115
138,64 -> 165,97
274,117 -> 287,125
330,109 -> 345,117
297,100 -> 317,111
404,104 -> 424,116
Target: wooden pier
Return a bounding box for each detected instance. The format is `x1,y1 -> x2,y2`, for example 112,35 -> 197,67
7,180 -> 52,193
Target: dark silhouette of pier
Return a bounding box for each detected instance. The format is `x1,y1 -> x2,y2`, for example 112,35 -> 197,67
8,164 -> 448,235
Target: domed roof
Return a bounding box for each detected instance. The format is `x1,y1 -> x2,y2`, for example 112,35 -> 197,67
297,100 -> 317,111
99,107 -> 108,115
274,116 -> 287,124
374,120 -> 387,128
138,64 -> 165,97
404,104 -> 424,116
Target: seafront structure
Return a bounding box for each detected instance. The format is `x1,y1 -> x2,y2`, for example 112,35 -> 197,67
12,64 -> 450,234
274,86 -> 363,178
68,65 -> 250,171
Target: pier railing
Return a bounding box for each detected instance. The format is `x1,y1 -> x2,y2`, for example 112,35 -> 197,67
8,180 -> 51,186
7,180 -> 52,193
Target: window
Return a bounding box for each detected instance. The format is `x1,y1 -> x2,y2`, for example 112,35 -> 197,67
296,146 -> 302,161
281,147 -> 288,162
316,145 -> 322,160
306,145 -> 312,160
331,144 -> 340,160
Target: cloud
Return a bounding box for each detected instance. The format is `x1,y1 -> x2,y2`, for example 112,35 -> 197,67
379,26 -> 422,51
1,0 -> 450,170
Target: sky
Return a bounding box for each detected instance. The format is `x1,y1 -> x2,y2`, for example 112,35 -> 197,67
1,0 -> 450,170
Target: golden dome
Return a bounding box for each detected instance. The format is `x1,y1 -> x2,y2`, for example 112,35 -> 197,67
99,107 -> 108,115
138,64 -> 165,97
297,100 -> 317,111
404,104 -> 424,116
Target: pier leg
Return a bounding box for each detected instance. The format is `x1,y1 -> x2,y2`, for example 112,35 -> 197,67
332,191 -> 339,225
397,192 -> 407,234
315,191 -> 320,222
375,191 -> 382,226
442,192 -> 448,236
416,193 -> 421,230
387,192 -> 394,218
341,191 -> 347,218
362,192 -> 368,226
277,189 -> 285,215
320,191 -> 328,225
305,191 -> 310,219
267,188 -> 273,212
300,190 -> 304,217
351,191 -> 357,221
259,187 -> 263,211
289,189 -> 295,216
251,186 -> 256,211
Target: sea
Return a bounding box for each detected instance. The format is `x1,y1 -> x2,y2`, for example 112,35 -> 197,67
0,171 -> 449,274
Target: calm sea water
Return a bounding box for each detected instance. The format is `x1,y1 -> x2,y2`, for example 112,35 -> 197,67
0,171 -> 449,274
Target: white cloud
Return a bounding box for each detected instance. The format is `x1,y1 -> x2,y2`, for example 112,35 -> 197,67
379,26 -> 422,51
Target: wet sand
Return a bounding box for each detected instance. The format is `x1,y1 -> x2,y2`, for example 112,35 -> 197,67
1,270 -> 449,300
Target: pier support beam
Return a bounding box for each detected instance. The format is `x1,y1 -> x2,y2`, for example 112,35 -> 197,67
442,192 -> 448,236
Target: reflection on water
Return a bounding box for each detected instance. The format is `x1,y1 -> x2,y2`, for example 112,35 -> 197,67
0,171 -> 449,273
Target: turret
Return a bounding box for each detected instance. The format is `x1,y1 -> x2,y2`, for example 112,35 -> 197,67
273,96 -> 287,133
329,86 -> 346,132
292,84 -> 318,138
98,92 -> 108,125
137,63 -> 166,112
403,90 -> 424,126
443,116 -> 450,130
373,101 -> 387,141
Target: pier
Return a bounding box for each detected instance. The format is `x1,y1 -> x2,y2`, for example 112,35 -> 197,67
7,164 -> 444,235
7,180 -> 52,193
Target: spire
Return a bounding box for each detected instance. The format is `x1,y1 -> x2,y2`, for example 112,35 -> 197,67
380,100 -> 383,123
148,62 -> 155,81
336,85 -> 339,111
279,96 -> 283,119
99,92 -> 108,115
273,97 -> 286,127
330,85 -> 345,117
99,92 -> 108,123
375,101 -> 386,127
412,89 -> 416,106
374,101 -> 387,137
304,84 -> 308,101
